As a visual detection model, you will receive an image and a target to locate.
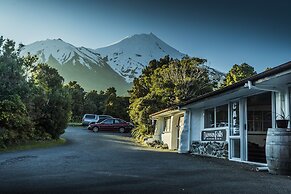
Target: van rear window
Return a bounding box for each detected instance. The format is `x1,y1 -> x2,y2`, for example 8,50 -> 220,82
85,115 -> 96,119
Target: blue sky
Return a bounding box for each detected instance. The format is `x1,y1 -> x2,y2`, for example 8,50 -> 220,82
0,0 -> 290,73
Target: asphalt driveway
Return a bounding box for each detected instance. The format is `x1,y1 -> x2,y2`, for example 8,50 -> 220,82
1,126 -> 291,194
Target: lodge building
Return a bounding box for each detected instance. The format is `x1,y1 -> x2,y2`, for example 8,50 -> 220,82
150,61 -> 291,165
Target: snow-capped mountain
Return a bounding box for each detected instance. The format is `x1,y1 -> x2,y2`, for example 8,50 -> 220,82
20,33 -> 225,94
96,33 -> 185,82
20,38 -> 103,69
20,39 -> 131,95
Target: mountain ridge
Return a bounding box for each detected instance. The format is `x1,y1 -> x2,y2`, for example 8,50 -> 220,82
95,33 -> 185,82
20,33 -> 225,95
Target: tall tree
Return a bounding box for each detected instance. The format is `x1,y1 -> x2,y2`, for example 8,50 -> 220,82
129,56 -> 213,139
65,81 -> 85,121
222,63 -> 256,87
152,57 -> 212,105
30,64 -> 71,139
83,90 -> 106,115
0,37 -> 30,100
0,38 -> 34,147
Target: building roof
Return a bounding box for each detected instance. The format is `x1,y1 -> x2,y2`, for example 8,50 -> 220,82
149,106 -> 179,117
149,60 -> 291,117
179,61 -> 291,107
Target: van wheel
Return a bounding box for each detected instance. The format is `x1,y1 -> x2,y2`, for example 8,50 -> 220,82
93,127 -> 99,132
119,127 -> 125,133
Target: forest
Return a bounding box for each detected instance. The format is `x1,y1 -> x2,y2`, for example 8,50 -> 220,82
0,36 -> 256,148
0,37 -> 129,148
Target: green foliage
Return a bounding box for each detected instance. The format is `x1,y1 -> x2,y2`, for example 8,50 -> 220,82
0,36 -> 130,147
131,124 -> 154,142
83,90 -> 100,115
66,85 -> 130,122
65,81 -> 85,121
0,95 -> 32,131
103,87 -> 130,121
222,63 -> 257,87
0,37 -> 37,147
0,37 -> 30,100
30,64 -> 71,139
0,95 -> 34,147
32,63 -> 64,91
129,56 -> 213,139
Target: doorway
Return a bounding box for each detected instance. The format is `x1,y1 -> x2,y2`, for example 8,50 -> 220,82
229,101 -> 241,160
247,92 -> 272,163
177,115 -> 184,150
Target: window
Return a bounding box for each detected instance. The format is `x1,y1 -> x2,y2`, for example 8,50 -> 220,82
164,117 -> 171,132
216,105 -> 228,127
115,119 -> 125,124
85,114 -> 96,119
152,120 -> 157,131
204,108 -> 214,128
204,104 -> 228,129
102,119 -> 114,124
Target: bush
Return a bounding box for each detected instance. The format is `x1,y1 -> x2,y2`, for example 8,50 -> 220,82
0,95 -> 32,131
0,95 -> 41,147
131,124 -> 154,142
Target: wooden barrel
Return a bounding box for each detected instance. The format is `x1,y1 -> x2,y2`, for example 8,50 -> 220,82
266,128 -> 291,175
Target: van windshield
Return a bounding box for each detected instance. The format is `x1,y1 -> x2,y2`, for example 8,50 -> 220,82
85,115 -> 96,119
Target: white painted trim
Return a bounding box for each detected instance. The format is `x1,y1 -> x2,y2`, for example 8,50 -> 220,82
229,158 -> 242,162
202,127 -> 228,131
188,110 -> 192,152
231,159 -> 267,167
272,92 -> 276,128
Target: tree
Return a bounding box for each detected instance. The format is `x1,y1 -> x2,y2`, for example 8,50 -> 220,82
129,56 -> 213,140
83,90 -> 105,115
65,81 -> 85,121
0,95 -> 33,147
151,57 -> 212,105
222,63 -> 256,87
0,37 -> 30,100
30,64 -> 71,139
0,38 -> 35,147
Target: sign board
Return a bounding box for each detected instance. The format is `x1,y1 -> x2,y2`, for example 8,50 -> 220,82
201,129 -> 226,141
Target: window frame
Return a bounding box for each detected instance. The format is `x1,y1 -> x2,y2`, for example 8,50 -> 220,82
102,119 -> 114,124
163,117 -> 171,133
204,104 -> 229,130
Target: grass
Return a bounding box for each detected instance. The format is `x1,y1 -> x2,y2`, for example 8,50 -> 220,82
68,122 -> 82,126
0,138 -> 66,153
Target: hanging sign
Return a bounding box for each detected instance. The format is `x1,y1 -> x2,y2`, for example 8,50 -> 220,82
232,102 -> 240,135
201,129 -> 226,141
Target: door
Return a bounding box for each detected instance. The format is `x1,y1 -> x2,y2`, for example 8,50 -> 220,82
229,101 -> 242,160
247,92 -> 271,163
101,118 -> 114,130
177,115 -> 184,149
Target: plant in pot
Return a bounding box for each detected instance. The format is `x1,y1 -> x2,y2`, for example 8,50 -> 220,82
276,109 -> 290,128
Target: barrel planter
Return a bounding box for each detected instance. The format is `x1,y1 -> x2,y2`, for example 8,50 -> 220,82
266,128 -> 291,175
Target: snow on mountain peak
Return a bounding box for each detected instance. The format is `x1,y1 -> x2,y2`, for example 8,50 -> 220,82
20,33 -> 224,85
20,38 -> 103,69
96,33 -> 185,82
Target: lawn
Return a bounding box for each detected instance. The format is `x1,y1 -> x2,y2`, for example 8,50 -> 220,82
0,138 -> 66,153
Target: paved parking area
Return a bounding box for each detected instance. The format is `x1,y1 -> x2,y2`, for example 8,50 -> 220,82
0,126 -> 291,194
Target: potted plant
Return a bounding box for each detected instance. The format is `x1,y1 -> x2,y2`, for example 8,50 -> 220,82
276,109 -> 290,128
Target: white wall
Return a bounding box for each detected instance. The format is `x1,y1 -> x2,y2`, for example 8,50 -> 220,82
153,117 -> 163,141
275,86 -> 290,124
161,132 -> 172,148
153,112 -> 185,150
190,109 -> 203,142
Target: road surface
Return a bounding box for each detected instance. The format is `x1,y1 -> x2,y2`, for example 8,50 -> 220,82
0,126 -> 291,194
